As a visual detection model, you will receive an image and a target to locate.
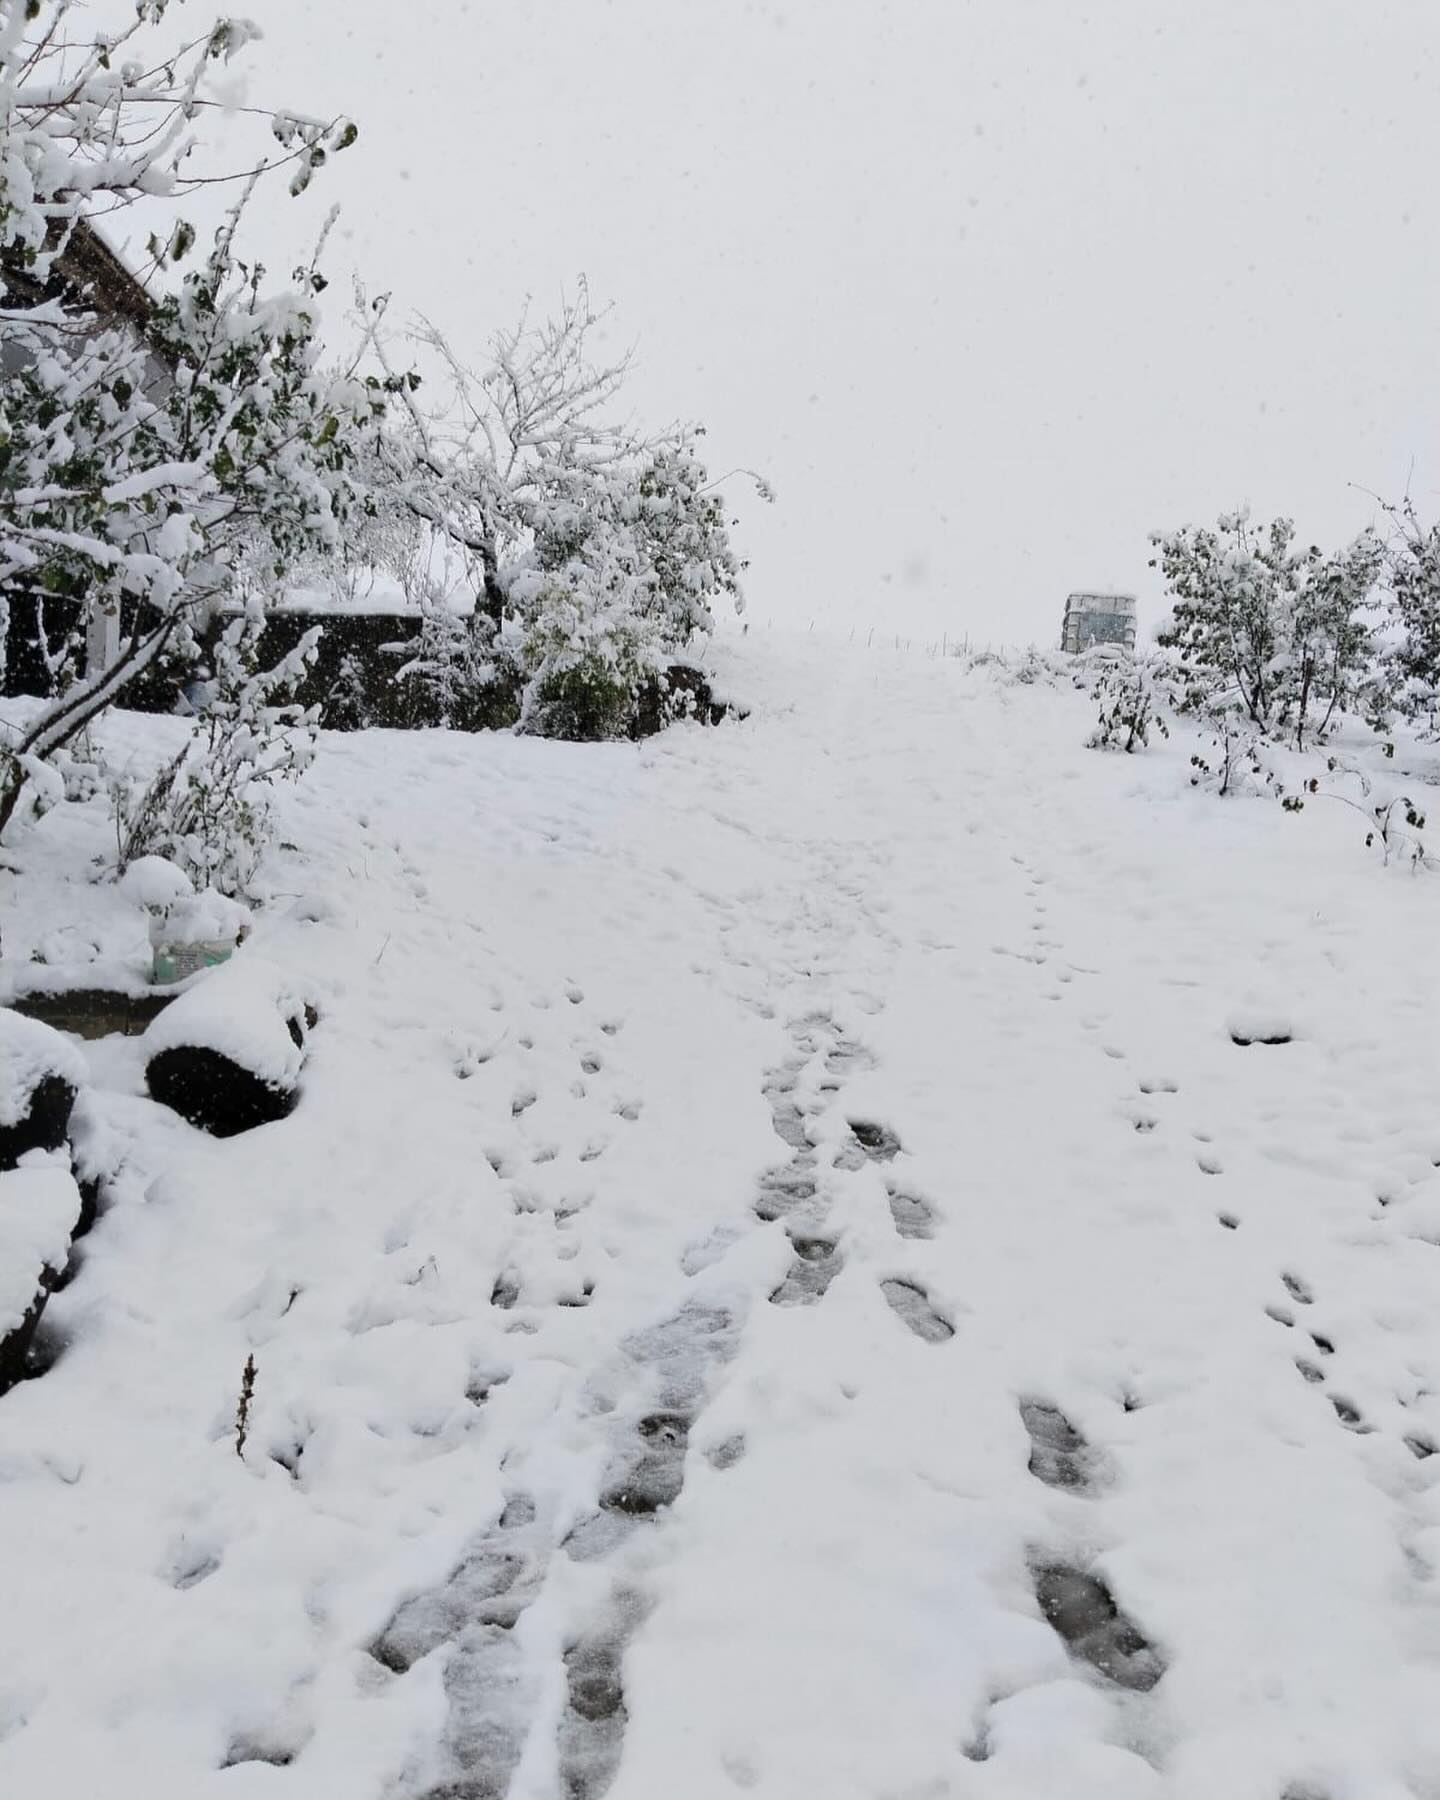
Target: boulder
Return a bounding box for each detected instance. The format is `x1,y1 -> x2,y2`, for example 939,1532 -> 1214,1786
0,1162 -> 83,1393
143,958 -> 313,1138
0,1011 -> 87,1171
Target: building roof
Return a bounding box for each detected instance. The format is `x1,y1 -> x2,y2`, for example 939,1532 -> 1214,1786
1065,592 -> 1137,615
4,214 -> 156,337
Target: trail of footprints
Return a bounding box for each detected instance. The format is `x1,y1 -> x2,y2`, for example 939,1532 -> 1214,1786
755,1014 -> 950,1340
1266,1267 -> 1437,1459
348,978 -> 690,1799
365,1299 -> 742,1799
383,992 -> 1433,1793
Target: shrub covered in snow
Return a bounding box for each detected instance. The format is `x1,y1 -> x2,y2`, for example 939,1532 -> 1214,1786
1150,510 -> 1380,749
1378,498 -> 1440,732
112,608 -> 320,895
1086,655 -> 1169,754
0,1 -> 403,839
373,285 -> 767,740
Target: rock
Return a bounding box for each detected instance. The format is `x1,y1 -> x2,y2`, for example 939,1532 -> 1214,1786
0,1162 -> 83,1394
145,1045 -> 300,1138
143,958 -> 313,1138
0,1011 -> 86,1170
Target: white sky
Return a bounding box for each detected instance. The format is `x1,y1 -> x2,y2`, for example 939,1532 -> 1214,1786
164,1 -> 1440,645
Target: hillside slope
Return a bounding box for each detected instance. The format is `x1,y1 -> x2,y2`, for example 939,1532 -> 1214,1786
1,634 -> 1438,1800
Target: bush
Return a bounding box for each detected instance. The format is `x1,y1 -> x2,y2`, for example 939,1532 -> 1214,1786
1151,510 -> 1379,748
1087,659 -> 1169,753
112,609 -> 319,896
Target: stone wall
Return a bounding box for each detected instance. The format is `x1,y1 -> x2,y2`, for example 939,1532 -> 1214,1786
3,595 -> 427,729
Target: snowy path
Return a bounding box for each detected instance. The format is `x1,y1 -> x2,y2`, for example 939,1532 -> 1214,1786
3,636 -> 1439,1800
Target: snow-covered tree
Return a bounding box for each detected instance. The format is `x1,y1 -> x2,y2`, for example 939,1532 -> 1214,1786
0,0 -> 388,835
1378,498 -> 1440,732
1152,509 -> 1379,746
1279,530 -> 1382,748
375,282 -> 766,737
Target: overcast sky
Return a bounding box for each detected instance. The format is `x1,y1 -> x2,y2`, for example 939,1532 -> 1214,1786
182,0 -> 1440,646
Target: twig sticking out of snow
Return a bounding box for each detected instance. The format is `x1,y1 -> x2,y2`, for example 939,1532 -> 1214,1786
235,1353 -> 257,1461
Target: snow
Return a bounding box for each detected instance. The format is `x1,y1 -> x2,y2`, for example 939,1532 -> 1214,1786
1,631 -> 1439,1798
0,1160 -> 81,1336
155,888 -> 252,951
118,856 -> 194,912
0,1011 -> 87,1126
142,957 -> 310,1088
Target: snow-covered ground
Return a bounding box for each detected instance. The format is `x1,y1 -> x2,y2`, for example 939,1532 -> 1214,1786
2,632 -> 1439,1800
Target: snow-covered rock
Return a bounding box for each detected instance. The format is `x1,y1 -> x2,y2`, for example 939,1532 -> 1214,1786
0,1159 -> 82,1390
143,956 -> 312,1137
0,1010 -> 87,1170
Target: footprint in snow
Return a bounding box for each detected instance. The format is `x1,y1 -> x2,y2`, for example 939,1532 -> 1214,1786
370,1549 -> 528,1672
762,1071 -> 812,1152
222,1734 -> 302,1770
1019,1399 -> 1096,1492
1031,1561 -> 1165,1693
557,1594 -> 648,1800
166,1543 -> 222,1591
499,1493 -> 536,1529
1329,1395 -> 1370,1432
1228,1017 -> 1295,1047
822,1036 -> 874,1083
465,1368 -> 509,1408
600,1413 -> 691,1516
769,1237 -> 843,1307
754,1162 -> 820,1224
885,1184 -> 936,1240
878,1278 -> 953,1343
680,1226 -> 742,1277
845,1118 -> 901,1161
